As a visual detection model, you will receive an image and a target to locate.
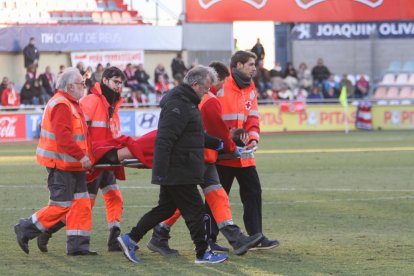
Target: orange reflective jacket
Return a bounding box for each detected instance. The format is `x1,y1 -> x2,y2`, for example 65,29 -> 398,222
80,83 -> 125,180
200,92 -> 218,164
216,74 -> 260,168
36,92 -> 91,171
80,83 -> 123,141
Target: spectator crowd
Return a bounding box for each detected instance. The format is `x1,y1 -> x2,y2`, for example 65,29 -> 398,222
1,47 -> 372,110
252,57 -> 370,104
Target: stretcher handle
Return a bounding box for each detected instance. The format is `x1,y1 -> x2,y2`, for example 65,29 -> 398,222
93,159 -> 145,169
217,146 -> 257,160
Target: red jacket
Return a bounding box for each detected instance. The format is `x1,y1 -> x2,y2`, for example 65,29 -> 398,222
200,88 -> 237,163
1,88 -> 20,106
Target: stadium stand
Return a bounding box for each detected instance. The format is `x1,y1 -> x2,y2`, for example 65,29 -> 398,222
386,61 -> 401,73
385,87 -> 399,99
380,73 -> 395,85
102,11 -> 112,24
408,73 -> 414,85
402,61 -> 414,73
373,87 -> 387,99
0,0 -> 144,25
395,73 -> 409,85
373,69 -> 414,104
399,87 -> 413,100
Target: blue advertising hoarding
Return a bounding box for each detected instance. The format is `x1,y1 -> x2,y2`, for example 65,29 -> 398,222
292,21 -> 414,40
119,110 -> 135,137
25,113 -> 42,139
0,25 -> 182,52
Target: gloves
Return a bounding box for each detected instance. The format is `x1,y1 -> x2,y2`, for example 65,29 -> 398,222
233,146 -> 245,158
216,140 -> 224,151
80,155 -> 92,170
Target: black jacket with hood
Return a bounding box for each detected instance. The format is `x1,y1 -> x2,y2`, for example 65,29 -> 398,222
152,84 -> 221,186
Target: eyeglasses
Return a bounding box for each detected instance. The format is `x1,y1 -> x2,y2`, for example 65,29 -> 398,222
74,82 -> 86,87
110,79 -> 123,86
195,82 -> 210,93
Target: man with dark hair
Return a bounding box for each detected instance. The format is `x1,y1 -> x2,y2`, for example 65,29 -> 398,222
79,66 -> 128,251
215,51 -> 279,250
171,52 -> 188,79
311,58 -> 331,87
209,61 -> 230,84
118,66 -> 228,264
23,37 -> 40,70
0,76 -> 10,100
39,66 -> 56,103
251,38 -> 265,63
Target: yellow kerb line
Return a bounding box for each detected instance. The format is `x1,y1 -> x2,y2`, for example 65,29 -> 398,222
0,156 -> 35,163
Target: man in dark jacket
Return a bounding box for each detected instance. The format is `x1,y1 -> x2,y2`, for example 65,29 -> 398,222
171,52 -> 188,79
311,58 -> 331,87
251,38 -> 265,63
118,66 -> 228,264
23,37 -> 40,70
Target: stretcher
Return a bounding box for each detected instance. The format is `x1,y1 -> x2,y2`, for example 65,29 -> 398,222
94,159 -> 145,169
93,146 -> 257,169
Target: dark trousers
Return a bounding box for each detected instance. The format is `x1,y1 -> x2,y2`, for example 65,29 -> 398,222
128,184 -> 208,258
214,165 -> 263,236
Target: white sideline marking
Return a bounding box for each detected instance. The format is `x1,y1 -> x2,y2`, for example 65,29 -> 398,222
1,185 -> 414,193
2,146 -> 414,164
258,147 -> 414,154
262,187 -> 414,192
3,196 -> 414,212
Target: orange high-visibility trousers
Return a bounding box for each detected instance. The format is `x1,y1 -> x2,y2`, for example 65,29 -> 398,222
87,170 -> 123,229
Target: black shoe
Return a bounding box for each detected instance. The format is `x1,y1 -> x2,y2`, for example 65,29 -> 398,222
147,224 -> 179,256
37,232 -> 51,253
108,227 -> 122,252
207,239 -> 229,253
67,250 -> 99,256
14,224 -> 29,254
147,240 -> 179,256
249,237 -> 280,251
233,232 -> 263,256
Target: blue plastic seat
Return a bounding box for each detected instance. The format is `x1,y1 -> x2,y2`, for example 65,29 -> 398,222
387,61 -> 401,73
402,61 -> 414,73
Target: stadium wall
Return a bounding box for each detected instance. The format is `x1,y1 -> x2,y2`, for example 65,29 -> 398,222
183,23 -> 233,67
293,39 -> 414,78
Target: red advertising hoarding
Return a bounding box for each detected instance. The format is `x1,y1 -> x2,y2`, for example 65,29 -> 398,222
0,114 -> 26,141
186,0 -> 414,23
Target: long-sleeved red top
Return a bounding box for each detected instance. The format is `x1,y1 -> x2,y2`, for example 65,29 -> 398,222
200,87 -> 237,154
50,94 -> 86,161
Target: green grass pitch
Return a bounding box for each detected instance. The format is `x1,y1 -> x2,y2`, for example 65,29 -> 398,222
0,131 -> 413,275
